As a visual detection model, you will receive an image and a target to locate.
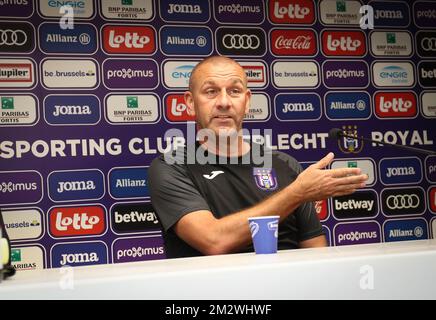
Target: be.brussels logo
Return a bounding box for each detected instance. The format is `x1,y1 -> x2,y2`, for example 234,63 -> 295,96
11,245 -> 45,271
322,60 -> 369,88
1,208 -> 43,242
0,170 -> 43,205
325,91 -> 371,120
110,202 -> 162,235
334,221 -> 381,246
39,22 -> 97,54
47,169 -> 105,202
332,190 -> 378,220
413,1 -> 436,28
100,0 -> 154,20
369,31 -> 413,57
418,61 -> 436,88
102,25 -> 156,55
379,157 -> 422,186
321,30 -> 366,57
315,200 -> 328,221
420,91 -> 436,119
238,60 -> 268,88
112,236 -> 166,263
38,0 -> 95,19
105,93 -> 160,124
214,0 -> 264,24
272,60 -> 319,88
425,156 -> 436,183
160,26 -> 212,56
0,94 -> 38,126
372,61 -> 415,88
0,58 -> 36,89
244,93 -> 270,122
44,94 -> 100,125
162,60 -> 199,88
102,58 -> 158,90
48,204 -> 107,238
268,0 -> 315,25
381,187 -> 426,217
109,166 -> 149,200
0,21 -> 35,54
51,241 -> 108,268
336,125 -> 363,154
371,1 -> 410,28
0,0 -> 34,18
160,0 -> 210,23
274,93 -> 321,121
164,92 -> 194,123
383,218 -> 428,242
41,58 -> 98,89
270,28 -> 317,56
415,31 -> 436,58
319,0 -> 362,25
331,158 -> 376,186
216,27 -> 266,56
374,91 -> 417,119
429,186 -> 436,213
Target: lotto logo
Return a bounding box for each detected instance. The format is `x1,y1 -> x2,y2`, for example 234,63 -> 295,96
165,94 -> 194,122
102,25 -> 155,54
322,30 -> 366,56
374,92 -> 417,118
268,0 -> 315,24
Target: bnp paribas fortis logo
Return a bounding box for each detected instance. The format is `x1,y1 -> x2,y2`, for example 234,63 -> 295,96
338,125 -> 364,154
122,0 -> 133,5
387,33 -> 396,44
11,249 -> 22,262
1,97 -> 14,110
336,0 -> 346,12
127,96 -> 138,108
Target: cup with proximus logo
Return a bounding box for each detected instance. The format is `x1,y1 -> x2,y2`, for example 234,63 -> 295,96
248,216 -> 279,254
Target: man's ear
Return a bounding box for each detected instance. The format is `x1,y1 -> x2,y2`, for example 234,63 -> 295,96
244,89 -> 251,115
184,91 -> 195,116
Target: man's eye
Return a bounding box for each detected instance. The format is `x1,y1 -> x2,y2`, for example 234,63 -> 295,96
206,89 -> 216,96
229,89 -> 241,95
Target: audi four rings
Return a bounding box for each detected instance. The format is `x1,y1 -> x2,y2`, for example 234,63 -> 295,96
222,34 -> 260,50
386,194 -> 420,210
0,29 -> 27,46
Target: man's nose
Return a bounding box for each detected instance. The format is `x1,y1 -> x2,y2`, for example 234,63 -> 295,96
216,89 -> 231,109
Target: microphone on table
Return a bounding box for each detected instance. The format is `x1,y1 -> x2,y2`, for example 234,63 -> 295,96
328,128 -> 436,155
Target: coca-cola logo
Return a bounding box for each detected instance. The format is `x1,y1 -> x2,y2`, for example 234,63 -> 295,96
270,29 -> 317,56
322,30 -> 366,56
374,92 -> 417,118
102,25 -> 156,54
315,200 -> 328,220
164,93 -> 195,122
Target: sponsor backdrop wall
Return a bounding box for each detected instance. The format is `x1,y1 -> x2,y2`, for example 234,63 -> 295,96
0,0 -> 435,271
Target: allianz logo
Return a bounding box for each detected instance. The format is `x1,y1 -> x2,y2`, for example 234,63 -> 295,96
167,3 -> 202,14
273,2 -> 310,19
338,230 -> 378,243
326,35 -> 361,52
389,227 -> 424,238
116,246 -> 164,259
115,178 -> 146,188
0,181 -> 37,193
52,104 -> 91,116
166,36 -> 205,46
57,180 -> 96,193
385,166 -> 415,178
330,100 -> 366,111
108,30 -> 150,48
60,252 -> 99,266
45,33 -> 90,45
334,199 -> 374,211
55,212 -> 100,231
281,102 -> 314,113
114,210 -> 159,224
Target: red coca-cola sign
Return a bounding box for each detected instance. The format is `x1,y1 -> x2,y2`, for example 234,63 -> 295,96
315,200 -> 328,221
270,29 -> 317,56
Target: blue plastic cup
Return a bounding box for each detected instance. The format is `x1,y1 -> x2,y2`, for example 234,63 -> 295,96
248,216 -> 279,254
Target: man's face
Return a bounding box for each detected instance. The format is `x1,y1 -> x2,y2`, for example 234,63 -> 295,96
184,61 -> 251,137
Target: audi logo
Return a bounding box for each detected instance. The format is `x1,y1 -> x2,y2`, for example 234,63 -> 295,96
222,34 -> 260,50
0,29 -> 28,46
386,194 -> 420,210
421,37 -> 436,51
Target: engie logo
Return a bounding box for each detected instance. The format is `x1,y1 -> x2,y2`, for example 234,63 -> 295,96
325,91 -> 371,120
164,93 -> 194,122
381,187 -> 426,217
39,22 -> 97,54
417,31 -> 436,58
239,60 -> 268,88
372,61 -> 415,88
0,170 -> 42,205
105,94 -> 159,124
421,91 -> 436,118
160,26 -> 212,56
319,0 -> 361,25
374,91 -> 417,119
414,1 -> 436,28
244,93 -> 270,122
160,0 -> 210,22
48,205 -> 106,238
334,221 -> 381,246
44,94 -> 100,125
111,202 -> 161,234
418,61 -> 436,88
162,60 -> 199,88
0,0 -> 33,18
0,58 -> 35,88
216,27 -> 266,56
214,0 -> 264,24
370,31 -> 413,57
321,30 -> 366,57
383,218 -> 428,242
379,157 -> 422,186
332,190 -> 379,220
112,236 -> 165,263
322,60 -> 369,88
39,0 -> 95,19
274,93 -> 321,121
268,0 -> 315,25
109,167 -> 149,199
102,25 -> 156,55
1,208 -> 43,242
100,0 -> 154,20
331,159 -> 376,186
371,1 -> 410,28
272,61 -> 319,88
270,28 -> 317,56
0,94 -> 38,126
0,21 -> 35,54
48,169 -> 105,202
51,241 -> 108,268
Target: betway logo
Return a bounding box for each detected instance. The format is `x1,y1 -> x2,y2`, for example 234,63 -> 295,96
335,199 -> 374,211
102,25 -> 155,54
333,191 -> 378,219
114,210 -> 159,224
375,92 -> 417,118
